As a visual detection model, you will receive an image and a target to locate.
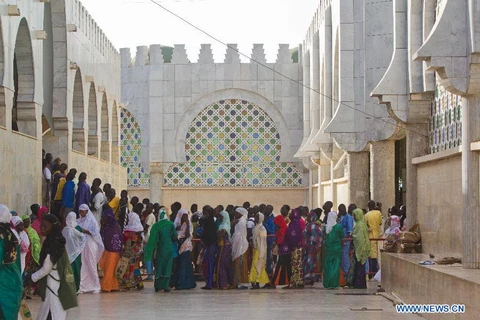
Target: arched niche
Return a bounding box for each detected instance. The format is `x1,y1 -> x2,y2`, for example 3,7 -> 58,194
72,68 -> 85,153
100,92 -> 110,161
12,18 -> 36,137
87,81 -> 98,156
111,101 -> 120,164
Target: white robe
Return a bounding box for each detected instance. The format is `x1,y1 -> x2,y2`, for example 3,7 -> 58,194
77,211 -> 104,293
31,254 -> 68,320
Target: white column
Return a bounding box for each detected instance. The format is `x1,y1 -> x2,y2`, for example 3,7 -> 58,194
462,96 -> 480,269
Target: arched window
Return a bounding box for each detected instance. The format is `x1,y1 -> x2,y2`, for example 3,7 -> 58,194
164,99 -> 302,187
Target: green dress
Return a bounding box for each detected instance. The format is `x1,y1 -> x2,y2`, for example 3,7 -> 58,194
144,220 -> 178,290
323,224 -> 344,289
0,241 -> 22,320
71,225 -> 83,292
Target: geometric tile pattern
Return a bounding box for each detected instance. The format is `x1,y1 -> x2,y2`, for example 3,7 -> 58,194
120,108 -> 150,187
429,84 -> 462,154
164,99 -> 302,187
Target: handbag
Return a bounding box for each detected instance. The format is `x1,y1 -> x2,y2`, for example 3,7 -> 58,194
116,256 -> 129,278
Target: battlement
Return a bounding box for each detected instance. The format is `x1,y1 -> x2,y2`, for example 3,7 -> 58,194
303,0 -> 331,48
70,0 -> 120,63
120,44 -> 296,68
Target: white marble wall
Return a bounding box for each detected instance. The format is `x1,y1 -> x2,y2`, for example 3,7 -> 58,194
121,44 -> 304,178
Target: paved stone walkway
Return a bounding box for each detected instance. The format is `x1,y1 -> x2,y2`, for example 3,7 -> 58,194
26,282 -> 421,319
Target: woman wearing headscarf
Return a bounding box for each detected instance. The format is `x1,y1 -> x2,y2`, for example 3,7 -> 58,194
248,212 -> 269,289
11,216 -> 30,275
200,205 -> 217,290
215,211 -> 232,289
231,207 -> 249,289
99,206 -> 123,292
171,210 -> 196,290
119,211 -> 145,290
169,208 -> 187,286
0,204 -> 22,319
144,209 -> 178,292
339,204 -> 354,282
32,206 -> 49,240
62,212 -> 87,292
29,214 -> 78,320
22,214 -> 42,298
272,205 -> 290,287
77,204 -> 104,293
302,211 -> 323,286
323,211 -> 344,289
284,208 -> 305,289
346,209 -> 371,289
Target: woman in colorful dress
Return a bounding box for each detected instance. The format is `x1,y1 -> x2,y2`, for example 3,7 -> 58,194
302,211 -> 323,286
201,205 -> 217,290
29,214 -> 78,320
120,211 -> 145,290
231,207 -> 249,290
171,211 -> 196,290
145,209 -> 178,292
215,211 -> 232,289
11,216 -> 30,275
272,205 -> 291,287
248,212 -> 270,289
286,208 -> 305,289
22,214 -> 42,297
323,212 -> 344,289
32,206 -> 49,241
62,212 -> 87,292
77,204 -> 104,294
346,208 -> 371,289
0,204 -> 22,319
99,207 -> 123,292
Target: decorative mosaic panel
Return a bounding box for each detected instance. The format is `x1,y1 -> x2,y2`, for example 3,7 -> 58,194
429,84 -> 462,154
120,108 -> 150,187
165,99 -> 302,187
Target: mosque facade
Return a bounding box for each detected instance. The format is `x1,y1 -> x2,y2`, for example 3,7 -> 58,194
0,0 -> 479,313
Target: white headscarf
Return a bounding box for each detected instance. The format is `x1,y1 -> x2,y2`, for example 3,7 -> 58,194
1,205 -> 19,240
62,212 -> 87,263
253,212 -> 267,274
77,204 -> 104,262
159,207 -> 168,221
0,205 -> 10,223
125,212 -> 144,232
174,208 -> 188,228
386,215 -> 401,236
326,211 -> 338,234
11,216 -> 23,227
11,216 -> 29,256
232,207 -> 249,260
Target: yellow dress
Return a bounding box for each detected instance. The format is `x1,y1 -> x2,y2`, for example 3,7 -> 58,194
248,248 -> 270,284
109,197 -> 120,219
364,210 -> 382,259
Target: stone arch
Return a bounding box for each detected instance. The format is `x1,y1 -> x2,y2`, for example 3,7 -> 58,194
100,92 -> 110,161
175,88 -> 292,162
12,18 -> 36,136
111,101 -> 120,164
87,81 -> 98,156
72,68 -> 85,153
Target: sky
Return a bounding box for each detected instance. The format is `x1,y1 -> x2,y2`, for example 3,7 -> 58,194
79,0 -> 319,62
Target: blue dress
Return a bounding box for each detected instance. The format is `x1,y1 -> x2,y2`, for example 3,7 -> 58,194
339,214 -> 354,277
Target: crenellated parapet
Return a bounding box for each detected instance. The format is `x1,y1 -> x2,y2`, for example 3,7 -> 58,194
69,0 -> 120,64
120,43 -> 299,66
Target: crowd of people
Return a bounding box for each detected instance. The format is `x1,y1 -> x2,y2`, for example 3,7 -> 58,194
0,151 -> 408,319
